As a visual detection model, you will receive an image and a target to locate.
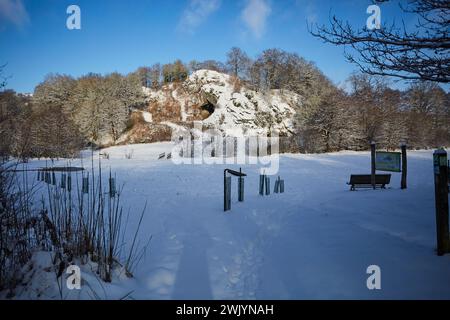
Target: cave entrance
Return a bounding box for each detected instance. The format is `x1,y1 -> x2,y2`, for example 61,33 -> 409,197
200,101 -> 216,119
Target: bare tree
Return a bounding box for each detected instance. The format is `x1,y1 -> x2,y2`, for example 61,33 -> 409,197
310,0 -> 449,83
226,47 -> 251,78
134,67 -> 151,88
346,73 -> 393,148
33,74 -> 76,113
150,63 -> 162,89
197,60 -> 227,73
0,90 -> 30,158
403,81 -> 449,147
173,60 -> 188,82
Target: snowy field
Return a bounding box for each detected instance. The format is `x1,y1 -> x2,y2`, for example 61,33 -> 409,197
5,143 -> 450,300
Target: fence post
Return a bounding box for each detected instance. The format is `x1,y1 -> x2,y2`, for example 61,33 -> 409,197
401,143 -> 407,189
433,149 -> 449,256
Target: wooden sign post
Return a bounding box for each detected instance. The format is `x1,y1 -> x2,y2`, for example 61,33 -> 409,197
373,143 -> 405,189
433,149 -> 449,256
401,143 -> 407,189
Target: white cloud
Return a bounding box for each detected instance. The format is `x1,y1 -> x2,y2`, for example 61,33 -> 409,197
241,0 -> 271,39
305,1 -> 317,24
294,0 -> 317,24
0,0 -> 29,28
178,0 -> 221,34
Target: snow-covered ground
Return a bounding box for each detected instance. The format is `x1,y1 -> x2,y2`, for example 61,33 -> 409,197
5,143 -> 450,299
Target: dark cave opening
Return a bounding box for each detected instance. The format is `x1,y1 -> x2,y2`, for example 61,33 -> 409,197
200,101 -> 215,119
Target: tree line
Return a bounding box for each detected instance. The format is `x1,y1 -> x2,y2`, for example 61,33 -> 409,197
0,71 -> 145,159
0,47 -> 448,159
297,73 -> 449,153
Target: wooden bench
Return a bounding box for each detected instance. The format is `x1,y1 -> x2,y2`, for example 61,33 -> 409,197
347,174 -> 391,191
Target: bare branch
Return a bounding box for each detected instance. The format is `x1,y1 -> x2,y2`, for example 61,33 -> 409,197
309,0 -> 450,83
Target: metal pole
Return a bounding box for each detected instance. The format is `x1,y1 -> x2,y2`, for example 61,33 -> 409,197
224,170 -> 231,211
238,168 -> 244,202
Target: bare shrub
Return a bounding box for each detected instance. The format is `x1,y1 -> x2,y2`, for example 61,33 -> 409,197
0,158 -> 150,297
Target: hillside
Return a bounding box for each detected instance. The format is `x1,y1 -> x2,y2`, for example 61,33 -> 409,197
123,70 -> 301,144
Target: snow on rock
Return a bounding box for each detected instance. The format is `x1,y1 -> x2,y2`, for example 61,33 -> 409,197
140,70 -> 301,138
142,111 -> 153,123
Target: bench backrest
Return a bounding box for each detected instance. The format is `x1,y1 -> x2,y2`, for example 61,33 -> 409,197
350,174 -> 391,184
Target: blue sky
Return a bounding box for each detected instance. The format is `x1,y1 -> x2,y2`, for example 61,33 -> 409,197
0,0 -> 416,93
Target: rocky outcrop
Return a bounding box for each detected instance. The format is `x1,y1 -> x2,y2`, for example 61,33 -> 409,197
128,69 -> 302,142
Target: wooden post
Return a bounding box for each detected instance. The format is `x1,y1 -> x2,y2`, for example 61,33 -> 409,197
371,142 -> 376,189
401,144 -> 407,189
433,149 -> 449,256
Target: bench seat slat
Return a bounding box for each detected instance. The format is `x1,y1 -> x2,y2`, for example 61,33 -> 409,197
348,174 -> 391,190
